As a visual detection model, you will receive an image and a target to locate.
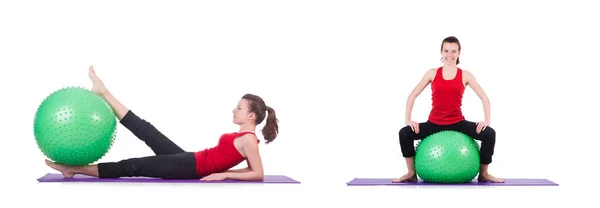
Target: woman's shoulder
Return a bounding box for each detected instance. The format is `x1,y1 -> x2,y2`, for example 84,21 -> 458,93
423,67 -> 439,80
459,68 -> 475,78
429,67 -> 441,71
239,132 -> 259,143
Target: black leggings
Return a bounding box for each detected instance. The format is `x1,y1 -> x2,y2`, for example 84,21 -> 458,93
97,110 -> 199,179
398,120 -> 496,164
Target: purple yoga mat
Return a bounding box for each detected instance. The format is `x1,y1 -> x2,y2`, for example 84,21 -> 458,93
37,173 -> 300,184
346,178 -> 558,186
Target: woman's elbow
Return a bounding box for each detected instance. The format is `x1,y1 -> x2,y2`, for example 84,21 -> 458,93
482,96 -> 490,103
253,171 -> 264,181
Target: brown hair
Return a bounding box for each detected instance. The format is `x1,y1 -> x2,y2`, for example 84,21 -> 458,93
242,93 -> 279,144
441,36 -> 462,65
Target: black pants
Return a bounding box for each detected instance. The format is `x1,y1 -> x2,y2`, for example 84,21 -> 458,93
398,120 -> 496,164
97,110 -> 199,179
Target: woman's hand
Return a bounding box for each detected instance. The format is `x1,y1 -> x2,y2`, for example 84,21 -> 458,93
406,120 -> 420,134
476,121 -> 489,134
200,173 -> 227,181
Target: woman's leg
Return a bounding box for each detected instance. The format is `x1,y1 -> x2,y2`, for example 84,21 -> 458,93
45,152 -> 199,179
450,120 -> 505,183
119,110 -> 186,155
88,66 -> 185,155
393,121 -> 443,182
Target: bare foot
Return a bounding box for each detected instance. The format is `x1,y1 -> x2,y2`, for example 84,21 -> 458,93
392,172 -> 417,183
88,65 -> 107,95
45,159 -> 76,178
478,173 -> 505,183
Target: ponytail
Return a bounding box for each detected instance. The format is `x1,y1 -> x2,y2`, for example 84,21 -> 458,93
261,106 -> 279,144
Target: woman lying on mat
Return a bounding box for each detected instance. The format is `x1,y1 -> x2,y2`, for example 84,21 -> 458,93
45,66 -> 279,181
392,36 -> 504,183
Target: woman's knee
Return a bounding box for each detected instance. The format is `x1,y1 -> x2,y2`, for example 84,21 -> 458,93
475,126 -> 496,147
398,126 -> 414,141
481,126 -> 495,138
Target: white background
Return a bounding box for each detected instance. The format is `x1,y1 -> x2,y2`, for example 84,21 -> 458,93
1,0 -> 598,207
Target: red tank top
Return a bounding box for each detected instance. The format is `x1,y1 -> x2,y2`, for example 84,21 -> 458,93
194,131 -> 259,177
428,67 -> 465,125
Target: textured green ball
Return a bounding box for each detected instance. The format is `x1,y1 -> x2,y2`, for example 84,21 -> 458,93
34,87 -> 117,165
415,130 -> 480,183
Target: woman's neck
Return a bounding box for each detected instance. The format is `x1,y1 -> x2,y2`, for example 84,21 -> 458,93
443,63 -> 457,70
238,124 -> 256,133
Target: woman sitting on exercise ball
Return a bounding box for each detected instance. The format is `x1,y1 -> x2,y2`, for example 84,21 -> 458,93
393,36 -> 504,183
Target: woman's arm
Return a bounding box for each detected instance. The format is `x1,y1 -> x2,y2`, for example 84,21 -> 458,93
406,68 -> 436,122
404,68 -> 436,133
222,135 -> 264,181
225,161 -> 252,173
464,70 -> 490,123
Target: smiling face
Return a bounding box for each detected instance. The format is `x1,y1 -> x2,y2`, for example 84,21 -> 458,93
441,42 -> 461,65
232,98 -> 255,125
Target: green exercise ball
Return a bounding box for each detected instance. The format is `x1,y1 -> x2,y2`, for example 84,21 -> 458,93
414,130 -> 480,183
34,86 -> 117,165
